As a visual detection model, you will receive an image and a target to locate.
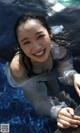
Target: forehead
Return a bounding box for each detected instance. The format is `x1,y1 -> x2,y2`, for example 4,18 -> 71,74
18,20 -> 44,32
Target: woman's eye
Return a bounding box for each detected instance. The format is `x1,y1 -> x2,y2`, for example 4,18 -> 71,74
38,34 -> 45,38
23,41 -> 30,45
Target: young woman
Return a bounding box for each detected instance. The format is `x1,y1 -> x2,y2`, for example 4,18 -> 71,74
5,12 -> 80,129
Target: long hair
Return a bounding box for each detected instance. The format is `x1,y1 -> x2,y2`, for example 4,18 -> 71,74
14,12 -> 70,76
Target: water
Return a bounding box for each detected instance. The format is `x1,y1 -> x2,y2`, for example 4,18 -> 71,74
0,62 -> 56,133
58,0 -> 80,4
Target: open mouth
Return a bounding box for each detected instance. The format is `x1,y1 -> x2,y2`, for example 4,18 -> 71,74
33,49 -> 45,57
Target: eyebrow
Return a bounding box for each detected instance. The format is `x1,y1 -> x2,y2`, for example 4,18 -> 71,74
20,31 -> 44,43
20,38 -> 28,43
36,31 -> 43,35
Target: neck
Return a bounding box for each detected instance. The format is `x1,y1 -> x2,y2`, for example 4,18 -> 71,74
31,52 -> 53,74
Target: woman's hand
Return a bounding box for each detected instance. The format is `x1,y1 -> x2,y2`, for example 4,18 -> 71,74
73,73 -> 80,97
57,107 -> 80,128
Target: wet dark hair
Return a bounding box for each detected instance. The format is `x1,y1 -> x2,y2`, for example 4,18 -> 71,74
14,12 -> 69,76
14,12 -> 51,43
14,12 -> 52,76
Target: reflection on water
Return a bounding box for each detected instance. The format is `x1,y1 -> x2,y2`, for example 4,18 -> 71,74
58,0 -> 80,4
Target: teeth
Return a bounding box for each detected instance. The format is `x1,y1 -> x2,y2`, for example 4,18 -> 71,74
35,50 -> 44,56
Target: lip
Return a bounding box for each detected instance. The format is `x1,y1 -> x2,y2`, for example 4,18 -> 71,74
33,49 -> 45,57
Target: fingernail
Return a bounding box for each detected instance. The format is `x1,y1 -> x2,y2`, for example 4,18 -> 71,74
71,113 -> 74,116
75,125 -> 78,128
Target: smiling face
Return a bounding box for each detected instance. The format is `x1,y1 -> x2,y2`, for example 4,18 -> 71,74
17,19 -> 52,62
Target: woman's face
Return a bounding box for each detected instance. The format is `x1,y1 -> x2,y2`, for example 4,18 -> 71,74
17,20 -> 52,62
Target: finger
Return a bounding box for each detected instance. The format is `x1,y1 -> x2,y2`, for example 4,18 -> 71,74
58,114 -> 80,126
57,118 -> 71,128
59,108 -> 74,118
70,124 -> 78,128
72,115 -> 80,125
75,85 -> 80,96
57,122 -> 64,128
57,121 -> 69,129
74,115 -> 80,120
68,118 -> 80,125
58,114 -> 72,122
67,108 -> 74,116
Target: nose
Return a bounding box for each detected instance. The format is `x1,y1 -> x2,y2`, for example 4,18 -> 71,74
32,42 -> 42,50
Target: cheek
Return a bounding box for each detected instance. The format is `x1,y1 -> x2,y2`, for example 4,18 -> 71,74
44,36 -> 51,43
20,45 -> 30,55
24,48 -> 30,56
44,37 -> 51,47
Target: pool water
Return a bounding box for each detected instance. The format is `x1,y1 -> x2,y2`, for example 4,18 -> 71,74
58,0 -> 80,4
0,62 -> 57,133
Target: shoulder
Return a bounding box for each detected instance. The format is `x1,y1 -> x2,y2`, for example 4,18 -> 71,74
10,52 -> 27,79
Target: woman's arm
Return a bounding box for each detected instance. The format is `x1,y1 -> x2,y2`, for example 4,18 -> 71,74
5,53 -> 66,120
21,79 -> 67,120
57,46 -> 80,96
57,46 -> 77,85
5,53 -> 29,87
